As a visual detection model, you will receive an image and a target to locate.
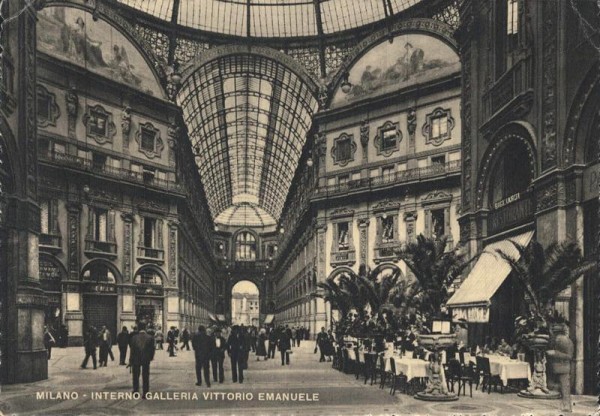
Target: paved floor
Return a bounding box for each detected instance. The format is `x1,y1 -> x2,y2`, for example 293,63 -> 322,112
0,343 -> 597,415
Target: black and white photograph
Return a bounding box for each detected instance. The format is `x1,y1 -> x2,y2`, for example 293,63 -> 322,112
0,0 -> 599,415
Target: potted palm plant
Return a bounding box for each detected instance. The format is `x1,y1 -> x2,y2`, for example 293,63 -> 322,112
496,240 -> 593,399
395,234 -> 472,401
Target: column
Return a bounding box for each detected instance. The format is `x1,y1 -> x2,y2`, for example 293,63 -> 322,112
358,217 -> 369,266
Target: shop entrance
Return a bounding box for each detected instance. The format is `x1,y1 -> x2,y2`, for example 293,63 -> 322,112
134,266 -> 165,331
81,260 -> 119,342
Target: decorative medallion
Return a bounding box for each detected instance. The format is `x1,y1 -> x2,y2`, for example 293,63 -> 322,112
422,107 -> 455,146
375,121 -> 401,157
83,104 -> 117,145
135,121 -> 164,159
331,133 -> 356,167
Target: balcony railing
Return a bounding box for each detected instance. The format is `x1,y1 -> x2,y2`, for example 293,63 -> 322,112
40,151 -> 183,193
330,249 -> 356,267
39,233 -> 62,253
85,239 -> 117,258
137,246 -> 165,264
315,160 -> 461,198
483,55 -> 532,119
218,259 -> 272,271
487,190 -> 535,235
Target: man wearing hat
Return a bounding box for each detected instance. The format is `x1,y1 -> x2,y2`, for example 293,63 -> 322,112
192,325 -> 213,387
226,325 -> 246,383
210,327 -> 227,383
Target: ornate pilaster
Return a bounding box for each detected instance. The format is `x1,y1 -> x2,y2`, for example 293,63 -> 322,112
404,211 -> 417,242
168,220 -> 178,285
314,219 -> 327,282
541,0 -> 558,171
66,202 -> 81,280
121,213 -> 133,283
358,217 -> 369,266
66,87 -> 79,139
407,107 -> 417,152
167,123 -> 179,165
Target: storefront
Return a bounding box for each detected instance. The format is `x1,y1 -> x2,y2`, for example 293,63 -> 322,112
39,254 -> 67,345
81,260 -> 119,341
134,266 -> 165,330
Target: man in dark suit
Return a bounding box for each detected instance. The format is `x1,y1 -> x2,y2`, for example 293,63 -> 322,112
129,321 -> 155,397
116,326 -> 129,365
226,326 -> 246,383
81,326 -> 98,369
278,326 -> 292,366
267,328 -> 277,359
210,328 -> 227,384
167,326 -> 177,357
191,325 -> 213,387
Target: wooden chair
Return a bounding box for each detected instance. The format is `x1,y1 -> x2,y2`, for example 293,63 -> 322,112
476,356 -> 502,394
389,357 -> 409,395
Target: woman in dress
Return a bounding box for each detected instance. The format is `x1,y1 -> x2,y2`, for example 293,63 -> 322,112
256,328 -> 268,361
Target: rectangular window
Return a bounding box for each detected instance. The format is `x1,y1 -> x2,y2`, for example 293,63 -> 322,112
336,138 -> 352,162
91,208 -> 108,242
143,166 -> 156,183
92,153 -> 106,171
40,200 -> 50,234
144,217 -> 156,248
382,165 -> 395,177
431,209 -> 445,240
381,128 -> 398,151
381,216 -> 395,243
89,109 -> 108,137
37,94 -> 50,121
338,174 -> 349,186
337,222 -> 349,251
431,116 -> 448,139
431,155 -> 446,166
141,128 -> 156,152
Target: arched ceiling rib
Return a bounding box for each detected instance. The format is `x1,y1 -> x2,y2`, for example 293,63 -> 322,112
117,0 -> 421,38
178,54 -> 318,227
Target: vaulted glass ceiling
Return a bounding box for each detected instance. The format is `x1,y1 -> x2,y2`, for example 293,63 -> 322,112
118,0 -> 421,37
178,54 -> 318,227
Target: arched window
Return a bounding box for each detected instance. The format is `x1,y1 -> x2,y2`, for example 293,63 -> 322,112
488,138 -> 533,208
236,232 -> 256,261
82,261 -> 116,283
135,268 -> 163,286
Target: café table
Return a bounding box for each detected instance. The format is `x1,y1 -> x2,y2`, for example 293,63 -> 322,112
469,354 -> 531,386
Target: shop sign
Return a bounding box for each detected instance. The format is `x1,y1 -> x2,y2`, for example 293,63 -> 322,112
494,192 -> 521,209
40,259 -> 62,280
488,193 -> 533,235
84,283 -> 116,293
136,285 -> 163,297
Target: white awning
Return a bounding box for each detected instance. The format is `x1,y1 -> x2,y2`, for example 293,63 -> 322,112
208,313 -> 218,322
216,314 -> 227,323
446,230 -> 534,321
263,314 -> 275,325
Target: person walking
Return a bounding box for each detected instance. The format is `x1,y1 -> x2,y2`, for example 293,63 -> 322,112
129,322 -> 155,398
296,327 -> 303,348
154,326 -> 164,350
181,327 -> 191,351
256,328 -> 267,361
291,327 -> 297,347
117,326 -> 129,365
267,328 -> 277,359
98,325 -> 112,367
226,325 -> 246,384
44,325 -> 56,360
210,327 -> 227,384
81,326 -> 98,369
192,325 -> 213,387
167,326 -> 177,357
278,326 -> 292,366
316,327 -> 328,362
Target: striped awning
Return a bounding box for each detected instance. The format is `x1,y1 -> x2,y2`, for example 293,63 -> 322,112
446,230 -> 534,320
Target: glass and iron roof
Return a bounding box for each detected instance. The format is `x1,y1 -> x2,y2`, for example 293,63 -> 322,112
118,0 -> 421,38
178,54 -> 318,227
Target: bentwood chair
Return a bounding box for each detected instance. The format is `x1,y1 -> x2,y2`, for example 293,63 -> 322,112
388,357 -> 409,395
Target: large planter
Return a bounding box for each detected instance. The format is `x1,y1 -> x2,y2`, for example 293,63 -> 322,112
414,333 -> 458,402
518,332 -> 560,400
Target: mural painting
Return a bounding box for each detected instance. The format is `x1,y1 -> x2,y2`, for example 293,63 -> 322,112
37,6 -> 162,96
332,34 -> 460,106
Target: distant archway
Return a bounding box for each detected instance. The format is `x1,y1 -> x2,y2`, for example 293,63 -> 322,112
231,280 -> 260,327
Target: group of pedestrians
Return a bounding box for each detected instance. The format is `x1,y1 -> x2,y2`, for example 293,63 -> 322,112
315,327 -> 336,362
80,325 -> 117,369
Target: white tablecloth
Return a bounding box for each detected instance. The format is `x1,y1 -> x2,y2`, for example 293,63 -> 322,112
385,356 -> 430,381
470,355 -> 531,386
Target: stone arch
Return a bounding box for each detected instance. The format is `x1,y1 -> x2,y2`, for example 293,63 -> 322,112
476,122 -> 537,209
370,263 -> 403,281
328,18 -> 459,100
181,45 -> 320,95
134,264 -> 167,286
562,62 -> 600,166
81,258 -> 122,284
326,265 -> 356,281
